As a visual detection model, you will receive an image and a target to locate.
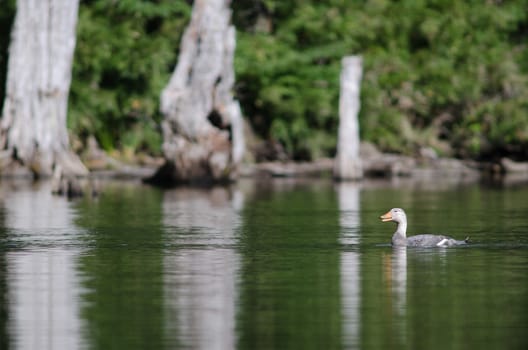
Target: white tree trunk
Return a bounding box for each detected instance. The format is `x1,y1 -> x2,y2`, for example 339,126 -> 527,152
148,0 -> 245,185
0,0 -> 87,177
334,56 -> 363,180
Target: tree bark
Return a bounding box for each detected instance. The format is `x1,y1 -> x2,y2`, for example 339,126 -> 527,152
0,0 -> 87,178
146,0 -> 245,186
334,56 -> 363,180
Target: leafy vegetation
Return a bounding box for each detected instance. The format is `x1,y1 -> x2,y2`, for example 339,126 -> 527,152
0,0 -> 15,112
69,0 -> 191,156
1,0 -> 528,161
233,0 -> 528,160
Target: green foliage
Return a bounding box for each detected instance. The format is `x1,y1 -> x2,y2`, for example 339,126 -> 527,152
1,0 -> 528,160
69,0 -> 191,154
234,3 -> 347,160
0,0 -> 15,113
234,0 -> 528,160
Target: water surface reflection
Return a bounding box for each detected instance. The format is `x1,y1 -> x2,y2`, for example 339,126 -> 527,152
0,179 -> 526,349
337,182 -> 361,349
382,247 -> 407,346
162,187 -> 243,349
2,181 -> 83,350
237,180 -> 341,349
75,182 -> 165,349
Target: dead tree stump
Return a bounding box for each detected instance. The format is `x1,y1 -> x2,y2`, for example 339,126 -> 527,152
146,0 -> 245,186
334,56 -> 363,181
0,0 -> 87,179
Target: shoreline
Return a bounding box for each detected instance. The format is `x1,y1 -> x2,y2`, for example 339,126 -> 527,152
2,153 -> 528,188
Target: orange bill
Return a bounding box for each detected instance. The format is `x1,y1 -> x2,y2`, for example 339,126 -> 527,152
380,211 -> 392,222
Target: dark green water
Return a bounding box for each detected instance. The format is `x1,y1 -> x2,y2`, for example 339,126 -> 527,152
0,178 -> 527,349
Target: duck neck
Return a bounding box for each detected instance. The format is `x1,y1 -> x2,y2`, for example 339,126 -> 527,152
391,221 -> 407,246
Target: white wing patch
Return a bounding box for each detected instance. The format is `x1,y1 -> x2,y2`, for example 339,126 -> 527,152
436,238 -> 449,247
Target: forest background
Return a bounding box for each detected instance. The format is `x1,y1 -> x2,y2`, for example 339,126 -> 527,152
1,0 -> 528,164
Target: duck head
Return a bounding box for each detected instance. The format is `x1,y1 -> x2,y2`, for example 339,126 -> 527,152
380,208 -> 407,224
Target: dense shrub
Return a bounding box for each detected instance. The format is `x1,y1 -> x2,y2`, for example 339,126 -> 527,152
0,0 -> 16,113
69,0 -> 191,155
1,0 -> 528,161
234,0 -> 528,160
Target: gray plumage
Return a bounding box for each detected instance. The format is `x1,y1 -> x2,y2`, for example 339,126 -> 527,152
380,208 -> 468,247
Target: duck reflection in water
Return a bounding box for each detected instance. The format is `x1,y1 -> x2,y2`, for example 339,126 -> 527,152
383,246 -> 407,345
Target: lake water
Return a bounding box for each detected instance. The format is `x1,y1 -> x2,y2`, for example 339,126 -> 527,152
0,177 -> 527,349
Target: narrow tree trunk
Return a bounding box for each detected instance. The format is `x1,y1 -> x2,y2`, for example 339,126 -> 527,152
0,0 -> 87,177
334,56 -> 363,180
146,0 -> 245,186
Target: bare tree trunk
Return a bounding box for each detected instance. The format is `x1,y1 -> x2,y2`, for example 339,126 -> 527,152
0,0 -> 87,178
334,56 -> 363,180
146,0 -> 245,186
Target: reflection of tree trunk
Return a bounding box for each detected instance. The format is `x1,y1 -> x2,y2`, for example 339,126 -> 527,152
162,187 -> 242,349
0,0 -> 87,177
2,182 -> 82,349
338,182 -> 361,349
146,0 -> 245,186
0,199 -> 8,349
